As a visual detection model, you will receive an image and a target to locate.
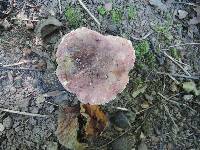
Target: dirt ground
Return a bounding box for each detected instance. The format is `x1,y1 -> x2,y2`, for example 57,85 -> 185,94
0,0 -> 200,150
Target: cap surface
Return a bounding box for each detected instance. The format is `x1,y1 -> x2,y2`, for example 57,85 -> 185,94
56,27 -> 135,104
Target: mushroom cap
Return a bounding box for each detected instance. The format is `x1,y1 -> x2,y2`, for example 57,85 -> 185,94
56,27 -> 135,105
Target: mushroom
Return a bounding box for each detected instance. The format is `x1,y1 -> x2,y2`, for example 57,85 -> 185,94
56,27 -> 135,105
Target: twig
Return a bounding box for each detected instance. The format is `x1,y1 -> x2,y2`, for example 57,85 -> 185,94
11,18 -> 39,22
2,60 -> 32,67
168,43 -> 200,48
162,42 -> 200,51
158,93 -> 196,113
157,72 -> 199,80
57,0 -> 62,15
78,0 -> 100,26
136,105 -> 155,115
109,106 -> 129,111
0,66 -> 43,72
131,31 -> 153,41
172,2 -> 200,7
171,74 -> 199,80
162,51 -> 191,76
157,72 -> 180,85
0,108 -> 48,117
162,104 -> 179,130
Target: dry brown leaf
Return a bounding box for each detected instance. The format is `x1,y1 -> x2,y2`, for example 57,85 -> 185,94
56,106 -> 86,150
81,104 -> 109,137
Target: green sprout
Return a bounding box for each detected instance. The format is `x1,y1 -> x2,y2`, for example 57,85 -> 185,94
135,40 -> 150,57
127,6 -> 137,20
135,40 -> 156,68
65,6 -> 82,28
111,9 -> 122,23
97,6 -> 107,16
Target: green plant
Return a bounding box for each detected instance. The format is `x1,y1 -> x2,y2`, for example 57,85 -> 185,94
154,22 -> 173,41
97,6 -> 107,16
135,40 -> 150,57
65,6 -> 82,28
170,48 -> 180,60
127,6 -> 137,20
135,40 -> 156,68
111,9 -> 122,23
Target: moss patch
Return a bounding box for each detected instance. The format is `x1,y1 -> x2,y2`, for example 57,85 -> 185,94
65,6 -> 83,28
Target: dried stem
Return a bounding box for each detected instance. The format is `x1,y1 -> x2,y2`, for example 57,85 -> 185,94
57,0 -> 62,15
78,0 -> 100,26
162,51 -> 191,76
0,108 -> 48,117
131,31 -> 153,41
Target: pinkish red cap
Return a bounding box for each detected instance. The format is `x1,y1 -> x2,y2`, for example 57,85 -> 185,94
56,27 -> 135,105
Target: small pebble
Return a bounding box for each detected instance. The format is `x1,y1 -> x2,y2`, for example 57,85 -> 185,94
110,111 -> 131,130
3,116 -> 13,129
177,10 -> 188,19
183,95 -> 193,101
0,123 -> 5,132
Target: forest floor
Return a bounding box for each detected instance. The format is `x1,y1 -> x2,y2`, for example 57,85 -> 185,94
0,0 -> 200,150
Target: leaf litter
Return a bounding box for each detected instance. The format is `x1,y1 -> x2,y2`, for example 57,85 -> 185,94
56,104 -> 109,149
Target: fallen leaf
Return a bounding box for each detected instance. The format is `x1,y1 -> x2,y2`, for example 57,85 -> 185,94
81,104 -> 109,137
182,81 -> 199,96
43,90 -> 66,98
141,101 -> 149,109
149,0 -> 167,12
36,94 -> 45,104
177,10 -> 188,19
56,106 -> 86,150
35,16 -> 62,38
132,85 -> 147,98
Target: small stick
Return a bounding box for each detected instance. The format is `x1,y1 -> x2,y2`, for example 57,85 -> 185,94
57,0 -> 62,15
172,2 -> 200,7
78,0 -> 100,26
162,104 -> 179,130
171,74 -> 199,80
11,18 -> 39,22
136,105 -> 155,115
162,42 -> 200,51
162,51 -> 191,76
0,66 -> 43,72
2,60 -> 32,67
157,72 -> 180,85
131,31 -> 153,41
0,108 -> 48,117
168,42 -> 200,48
158,93 -> 196,113
157,72 -> 199,80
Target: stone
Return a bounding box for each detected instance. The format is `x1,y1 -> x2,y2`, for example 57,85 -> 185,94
110,111 -> 131,130
0,123 -> 5,132
183,95 -> 193,101
3,116 -> 13,129
177,10 -> 188,19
